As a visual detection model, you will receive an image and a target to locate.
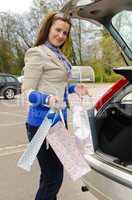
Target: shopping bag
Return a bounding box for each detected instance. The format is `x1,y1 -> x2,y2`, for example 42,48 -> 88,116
47,122 -> 91,181
17,109 -> 54,171
72,99 -> 94,156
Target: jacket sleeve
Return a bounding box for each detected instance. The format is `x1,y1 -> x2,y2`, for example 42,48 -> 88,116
68,84 -> 76,94
22,47 -> 45,93
28,90 -> 50,106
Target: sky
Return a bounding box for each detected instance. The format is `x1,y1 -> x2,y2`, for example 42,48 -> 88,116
0,0 -> 33,14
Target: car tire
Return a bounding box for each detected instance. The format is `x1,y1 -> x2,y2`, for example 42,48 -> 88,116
4,88 -> 15,100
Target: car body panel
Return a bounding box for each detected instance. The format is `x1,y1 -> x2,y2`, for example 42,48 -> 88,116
83,102 -> 132,199
84,80 -> 132,199
82,169 -> 132,200
95,78 -> 128,110
84,154 -> 132,188
61,0 -> 132,199
113,67 -> 132,83
62,0 -> 132,22
0,75 -> 6,91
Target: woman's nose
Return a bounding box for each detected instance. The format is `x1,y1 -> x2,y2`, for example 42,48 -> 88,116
58,32 -> 64,38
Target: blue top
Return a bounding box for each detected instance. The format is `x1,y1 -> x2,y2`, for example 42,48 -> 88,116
27,85 -> 76,127
26,42 -> 76,127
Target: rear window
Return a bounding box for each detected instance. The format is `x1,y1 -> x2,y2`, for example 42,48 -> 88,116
112,10 -> 132,59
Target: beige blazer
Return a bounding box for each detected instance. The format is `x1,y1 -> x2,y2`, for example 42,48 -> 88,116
22,44 -> 69,100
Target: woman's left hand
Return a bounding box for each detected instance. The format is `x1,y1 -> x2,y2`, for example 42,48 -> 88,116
75,84 -> 90,97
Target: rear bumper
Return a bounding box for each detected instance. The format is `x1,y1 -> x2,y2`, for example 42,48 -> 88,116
82,154 -> 132,200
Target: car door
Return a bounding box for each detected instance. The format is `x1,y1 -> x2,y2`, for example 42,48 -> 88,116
0,75 -> 6,94
5,75 -> 21,93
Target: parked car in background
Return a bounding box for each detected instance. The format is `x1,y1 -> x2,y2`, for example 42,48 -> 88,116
62,0 -> 132,199
17,75 -> 24,84
0,73 -> 21,99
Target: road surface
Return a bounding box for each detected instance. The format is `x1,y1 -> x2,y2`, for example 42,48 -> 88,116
0,83 -> 111,200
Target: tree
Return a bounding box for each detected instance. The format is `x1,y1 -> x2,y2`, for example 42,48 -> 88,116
0,0 -> 126,82
0,12 -> 23,74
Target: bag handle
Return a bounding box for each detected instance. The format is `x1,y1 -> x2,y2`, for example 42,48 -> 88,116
51,100 -> 66,127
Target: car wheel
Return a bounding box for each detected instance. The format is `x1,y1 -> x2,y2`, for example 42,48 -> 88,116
4,88 -> 15,99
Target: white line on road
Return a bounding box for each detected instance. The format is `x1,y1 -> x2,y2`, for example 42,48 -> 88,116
0,112 -> 25,117
0,144 -> 27,157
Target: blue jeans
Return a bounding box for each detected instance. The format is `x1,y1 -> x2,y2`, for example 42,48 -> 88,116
26,123 -> 64,200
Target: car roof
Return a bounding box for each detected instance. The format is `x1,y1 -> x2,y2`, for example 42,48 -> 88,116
0,73 -> 15,77
61,0 -> 132,23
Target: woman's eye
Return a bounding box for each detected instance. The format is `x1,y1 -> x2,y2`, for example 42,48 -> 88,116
56,28 -> 61,32
56,28 -> 68,36
63,31 -> 68,36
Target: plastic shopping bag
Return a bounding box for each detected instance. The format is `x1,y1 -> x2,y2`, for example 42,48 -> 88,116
47,122 -> 91,181
73,99 -> 94,156
17,109 -> 54,171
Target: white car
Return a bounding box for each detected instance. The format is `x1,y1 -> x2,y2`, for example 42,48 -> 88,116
17,75 -> 24,84
62,0 -> 132,200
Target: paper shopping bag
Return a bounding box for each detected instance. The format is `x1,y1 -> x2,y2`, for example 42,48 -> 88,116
73,103 -> 94,156
47,122 -> 91,181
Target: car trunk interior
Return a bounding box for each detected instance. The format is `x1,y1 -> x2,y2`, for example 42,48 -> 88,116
93,82 -> 132,172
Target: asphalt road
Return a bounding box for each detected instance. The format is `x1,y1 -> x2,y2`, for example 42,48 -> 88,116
0,83 -> 111,200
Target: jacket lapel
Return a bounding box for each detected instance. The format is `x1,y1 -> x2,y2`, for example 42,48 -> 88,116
47,51 -> 63,67
43,45 -> 64,67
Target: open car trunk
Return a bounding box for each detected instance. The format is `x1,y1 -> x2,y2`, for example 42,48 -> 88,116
93,67 -> 132,171
97,100 -> 132,166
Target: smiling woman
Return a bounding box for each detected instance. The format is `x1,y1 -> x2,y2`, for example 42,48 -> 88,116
0,0 -> 32,13
21,11 -> 88,200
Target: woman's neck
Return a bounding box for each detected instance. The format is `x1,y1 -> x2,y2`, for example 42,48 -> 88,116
45,41 -> 59,49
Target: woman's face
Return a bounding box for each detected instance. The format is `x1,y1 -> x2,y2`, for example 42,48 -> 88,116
48,19 -> 70,47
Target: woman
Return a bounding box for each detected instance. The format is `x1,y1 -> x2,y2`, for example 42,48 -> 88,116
23,12 -> 88,200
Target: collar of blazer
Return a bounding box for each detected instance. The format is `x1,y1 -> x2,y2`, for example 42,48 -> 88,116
41,45 -> 66,69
